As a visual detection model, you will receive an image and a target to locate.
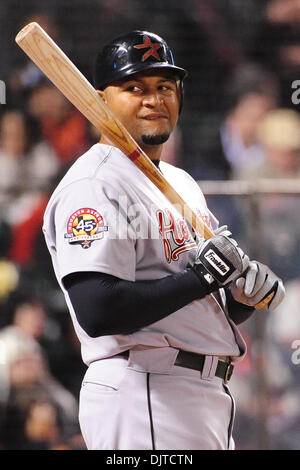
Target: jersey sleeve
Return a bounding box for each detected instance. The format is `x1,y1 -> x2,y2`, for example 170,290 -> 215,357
51,177 -> 136,282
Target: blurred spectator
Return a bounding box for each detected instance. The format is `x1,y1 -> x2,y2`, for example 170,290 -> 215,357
0,107 -> 58,277
230,309 -> 300,450
0,260 -> 19,305
268,278 -> 300,347
28,81 -> 92,164
264,277 -> 300,449
0,349 -> 82,449
235,108 -> 300,180
8,192 -> 49,267
235,109 -> 300,281
261,195 -> 300,281
175,0 -> 242,114
0,300 -> 82,449
186,64 -> 279,244
186,63 -> 278,180
0,109 -> 59,209
22,400 -> 62,449
251,0 -> 300,106
0,107 -> 65,277
0,298 -> 86,398
9,12 -> 61,107
0,217 -> 12,260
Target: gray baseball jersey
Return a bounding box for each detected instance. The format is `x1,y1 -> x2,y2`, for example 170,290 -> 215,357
43,143 -> 246,366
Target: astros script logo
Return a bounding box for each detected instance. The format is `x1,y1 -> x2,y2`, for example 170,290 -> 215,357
64,208 -> 108,249
157,209 -> 197,263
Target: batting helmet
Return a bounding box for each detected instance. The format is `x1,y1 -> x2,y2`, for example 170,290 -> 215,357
94,30 -> 187,107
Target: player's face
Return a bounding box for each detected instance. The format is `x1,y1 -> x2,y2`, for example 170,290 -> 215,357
98,70 -> 181,156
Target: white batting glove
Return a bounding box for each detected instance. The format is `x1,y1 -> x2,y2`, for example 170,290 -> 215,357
230,261 -> 285,310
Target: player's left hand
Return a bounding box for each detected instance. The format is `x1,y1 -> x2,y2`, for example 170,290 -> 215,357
230,260 -> 285,310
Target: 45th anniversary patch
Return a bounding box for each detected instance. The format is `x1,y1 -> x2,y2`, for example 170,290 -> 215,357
64,208 -> 108,249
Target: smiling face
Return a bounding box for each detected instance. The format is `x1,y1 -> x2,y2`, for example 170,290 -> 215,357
97,69 -> 181,159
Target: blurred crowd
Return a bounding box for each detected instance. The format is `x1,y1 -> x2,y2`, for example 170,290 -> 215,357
0,0 -> 300,450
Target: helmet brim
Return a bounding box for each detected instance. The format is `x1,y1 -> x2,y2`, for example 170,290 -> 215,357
96,62 -> 187,90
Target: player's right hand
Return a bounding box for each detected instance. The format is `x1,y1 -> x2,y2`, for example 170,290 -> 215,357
230,260 -> 285,310
192,234 -> 249,289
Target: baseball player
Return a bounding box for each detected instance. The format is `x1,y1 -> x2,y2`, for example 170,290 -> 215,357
43,31 -> 285,450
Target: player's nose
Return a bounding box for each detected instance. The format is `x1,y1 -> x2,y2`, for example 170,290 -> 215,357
142,92 -> 163,108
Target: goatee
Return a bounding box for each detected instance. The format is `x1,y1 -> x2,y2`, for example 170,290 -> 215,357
141,133 -> 170,146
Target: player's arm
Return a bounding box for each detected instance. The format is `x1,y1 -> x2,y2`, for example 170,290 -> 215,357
64,232 -> 249,337
63,268 -> 209,337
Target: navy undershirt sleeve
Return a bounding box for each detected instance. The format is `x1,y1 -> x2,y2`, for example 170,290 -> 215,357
63,270 -> 210,337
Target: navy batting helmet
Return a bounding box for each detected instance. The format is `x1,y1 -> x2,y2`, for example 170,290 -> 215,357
94,31 -> 187,107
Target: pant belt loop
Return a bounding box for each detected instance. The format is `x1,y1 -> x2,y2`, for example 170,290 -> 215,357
201,355 -> 219,381
224,359 -> 234,384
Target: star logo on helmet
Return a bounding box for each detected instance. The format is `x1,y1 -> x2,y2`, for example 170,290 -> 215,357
134,35 -> 162,62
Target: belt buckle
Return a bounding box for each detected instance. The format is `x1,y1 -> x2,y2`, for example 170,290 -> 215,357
224,362 -> 234,384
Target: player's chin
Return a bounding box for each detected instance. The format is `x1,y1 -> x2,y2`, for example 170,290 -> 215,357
141,133 -> 170,146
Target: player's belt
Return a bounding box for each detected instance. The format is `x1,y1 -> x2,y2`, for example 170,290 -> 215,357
174,350 -> 234,384
119,350 -> 234,383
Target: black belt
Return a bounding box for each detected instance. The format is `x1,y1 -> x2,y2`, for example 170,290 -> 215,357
119,350 -> 234,383
174,350 -> 234,384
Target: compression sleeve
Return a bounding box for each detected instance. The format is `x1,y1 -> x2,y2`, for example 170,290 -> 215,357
225,287 -> 255,325
63,270 -> 210,337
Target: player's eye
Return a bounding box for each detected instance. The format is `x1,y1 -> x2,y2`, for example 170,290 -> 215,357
158,82 -> 176,93
125,84 -> 142,92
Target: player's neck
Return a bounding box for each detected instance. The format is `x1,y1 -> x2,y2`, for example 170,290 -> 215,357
140,144 -> 163,161
99,136 -> 162,161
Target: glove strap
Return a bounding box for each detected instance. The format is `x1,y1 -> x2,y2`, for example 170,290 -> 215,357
192,263 -> 219,292
199,241 -> 236,284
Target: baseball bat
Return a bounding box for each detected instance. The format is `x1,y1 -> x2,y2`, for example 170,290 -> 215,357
15,22 -> 273,309
15,22 -> 213,240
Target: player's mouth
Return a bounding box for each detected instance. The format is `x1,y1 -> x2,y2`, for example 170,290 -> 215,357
141,113 -> 168,120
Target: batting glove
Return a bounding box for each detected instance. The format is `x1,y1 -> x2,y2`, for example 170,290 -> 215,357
213,225 -> 232,238
192,234 -> 249,290
230,261 -> 285,310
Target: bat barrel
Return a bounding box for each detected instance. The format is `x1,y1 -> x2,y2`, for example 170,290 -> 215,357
15,22 -> 39,44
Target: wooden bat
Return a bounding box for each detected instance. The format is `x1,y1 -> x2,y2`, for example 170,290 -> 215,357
15,22 -> 273,309
15,21 -> 213,240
